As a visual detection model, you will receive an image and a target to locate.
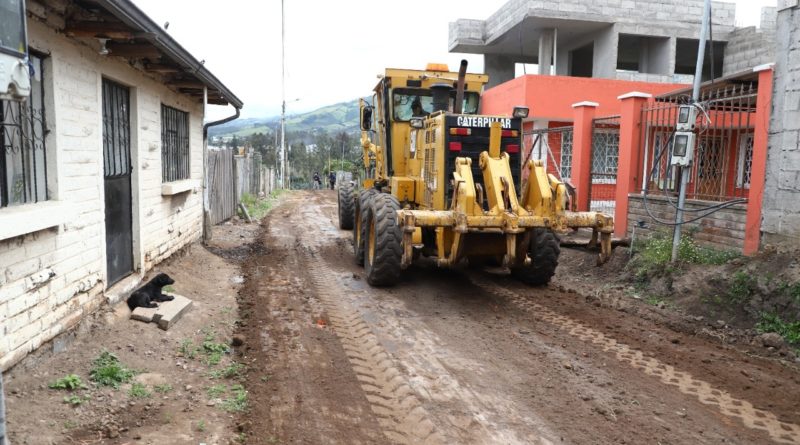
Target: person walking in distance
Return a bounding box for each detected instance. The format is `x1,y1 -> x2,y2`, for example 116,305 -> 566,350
312,171 -> 321,190
329,171 -> 336,190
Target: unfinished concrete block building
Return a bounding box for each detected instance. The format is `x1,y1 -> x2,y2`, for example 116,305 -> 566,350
450,0 -> 776,88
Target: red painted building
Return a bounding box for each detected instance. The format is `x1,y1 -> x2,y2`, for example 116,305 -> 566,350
480,68 -> 773,254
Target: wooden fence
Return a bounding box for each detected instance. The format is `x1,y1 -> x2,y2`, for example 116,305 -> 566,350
207,148 -> 274,225
207,148 -> 236,225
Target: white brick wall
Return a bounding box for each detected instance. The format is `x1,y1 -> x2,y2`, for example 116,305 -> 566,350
0,18 -> 208,371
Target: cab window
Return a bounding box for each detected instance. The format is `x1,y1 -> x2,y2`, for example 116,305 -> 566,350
392,88 -> 480,121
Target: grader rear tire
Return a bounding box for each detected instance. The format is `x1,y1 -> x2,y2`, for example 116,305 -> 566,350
353,188 -> 379,266
512,229 -> 561,286
338,183 -> 355,230
364,193 -> 402,286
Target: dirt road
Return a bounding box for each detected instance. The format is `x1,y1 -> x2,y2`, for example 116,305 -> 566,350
237,190 -> 800,445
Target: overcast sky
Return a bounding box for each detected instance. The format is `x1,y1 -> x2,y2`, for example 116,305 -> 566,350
130,0 -> 777,120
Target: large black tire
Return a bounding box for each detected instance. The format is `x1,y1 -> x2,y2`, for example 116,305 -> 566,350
353,188 -> 379,266
512,229 -> 561,286
364,193 -> 402,286
338,183 -> 355,230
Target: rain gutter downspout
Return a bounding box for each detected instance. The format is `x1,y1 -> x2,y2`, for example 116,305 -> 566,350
202,101 -> 240,243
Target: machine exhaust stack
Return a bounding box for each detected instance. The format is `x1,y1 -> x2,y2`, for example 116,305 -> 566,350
454,59 -> 468,114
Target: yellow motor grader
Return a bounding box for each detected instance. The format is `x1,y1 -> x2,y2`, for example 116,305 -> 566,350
337,61 -> 613,286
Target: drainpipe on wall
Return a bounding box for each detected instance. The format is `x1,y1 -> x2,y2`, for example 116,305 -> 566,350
202,101 -> 241,243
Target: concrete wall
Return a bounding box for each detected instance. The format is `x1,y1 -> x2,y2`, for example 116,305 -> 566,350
722,26 -> 776,76
484,54 -> 516,89
761,3 -> 800,246
473,0 -> 736,49
628,195 -> 747,252
593,27 -> 619,79
0,19 -> 205,371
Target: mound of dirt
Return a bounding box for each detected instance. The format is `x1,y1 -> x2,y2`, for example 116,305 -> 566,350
556,242 -> 800,362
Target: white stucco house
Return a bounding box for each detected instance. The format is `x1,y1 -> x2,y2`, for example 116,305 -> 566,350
0,0 -> 242,370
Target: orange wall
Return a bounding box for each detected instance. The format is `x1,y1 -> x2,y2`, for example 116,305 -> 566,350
482,75 -> 688,120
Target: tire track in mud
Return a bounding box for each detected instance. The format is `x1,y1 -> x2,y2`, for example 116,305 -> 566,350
470,276 -> 800,445
301,249 -> 445,445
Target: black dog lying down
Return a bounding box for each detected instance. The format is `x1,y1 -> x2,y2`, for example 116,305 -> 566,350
127,273 -> 175,310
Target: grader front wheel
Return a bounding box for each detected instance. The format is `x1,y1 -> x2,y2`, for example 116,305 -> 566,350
511,228 -> 561,286
364,193 -> 402,286
353,188 -> 379,266
338,183 -> 355,230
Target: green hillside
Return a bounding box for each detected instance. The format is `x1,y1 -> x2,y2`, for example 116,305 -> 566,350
210,98 -> 363,137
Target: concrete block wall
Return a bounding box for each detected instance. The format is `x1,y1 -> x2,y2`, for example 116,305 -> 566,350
762,3 -> 800,246
0,19 -> 205,371
460,0 -> 736,50
722,26 -> 776,76
761,7 -> 778,30
628,195 -> 747,252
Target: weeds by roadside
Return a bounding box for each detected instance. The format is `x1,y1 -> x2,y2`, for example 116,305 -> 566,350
222,384 -> 248,412
757,313 -> 800,346
128,383 -> 151,398
48,374 -> 86,391
90,351 -> 137,388
629,233 -> 738,280
154,384 -> 173,394
209,362 -> 245,379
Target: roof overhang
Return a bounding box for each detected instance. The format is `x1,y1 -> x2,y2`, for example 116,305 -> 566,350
29,0 -> 242,108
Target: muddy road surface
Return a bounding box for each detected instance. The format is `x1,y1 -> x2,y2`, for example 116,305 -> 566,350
236,191 -> 800,445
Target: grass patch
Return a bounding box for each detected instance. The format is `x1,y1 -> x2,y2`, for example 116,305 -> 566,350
222,384 -> 248,412
49,374 -> 87,391
180,332 -> 229,365
178,339 -> 199,359
644,295 -> 665,306
90,351 -> 137,389
728,271 -> 757,304
207,384 -> 227,398
209,362 -> 245,379
241,192 -> 273,220
630,234 -> 738,279
200,331 -> 229,366
757,313 -> 800,345
154,384 -> 173,394
196,420 -> 206,432
163,285 -> 175,293
63,394 -> 91,406
128,383 -> 151,398
778,281 -> 800,304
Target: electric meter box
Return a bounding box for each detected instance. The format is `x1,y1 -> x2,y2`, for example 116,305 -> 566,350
671,132 -> 696,166
0,0 -> 31,100
676,105 -> 698,132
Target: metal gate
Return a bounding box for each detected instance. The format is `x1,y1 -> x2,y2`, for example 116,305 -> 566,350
525,125 -> 574,182
102,79 -> 133,286
590,116 -> 620,215
639,82 -> 758,202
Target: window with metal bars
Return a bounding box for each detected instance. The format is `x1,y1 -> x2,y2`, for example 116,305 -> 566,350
560,131 -> 573,180
161,104 -> 190,182
737,133 -> 754,188
1,55 -> 47,208
591,129 -> 619,184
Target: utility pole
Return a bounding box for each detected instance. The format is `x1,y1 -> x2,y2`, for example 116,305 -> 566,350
279,0 -> 286,189
671,0 -> 710,262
